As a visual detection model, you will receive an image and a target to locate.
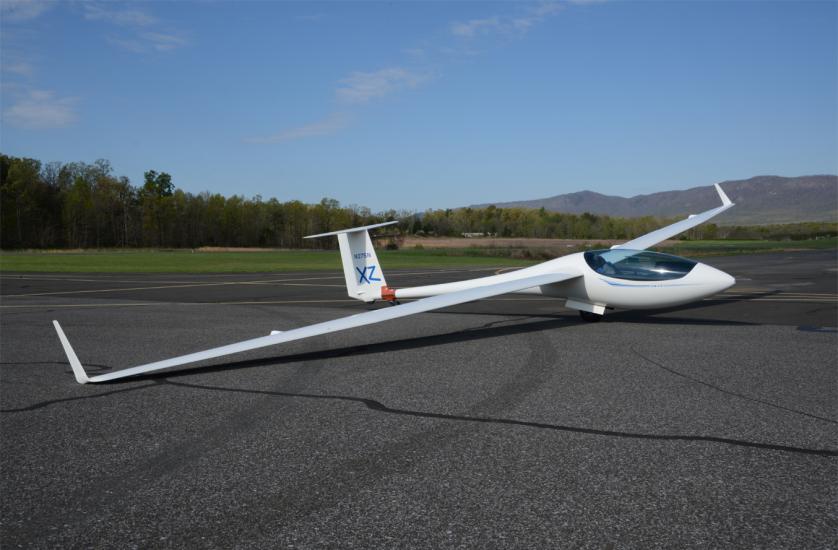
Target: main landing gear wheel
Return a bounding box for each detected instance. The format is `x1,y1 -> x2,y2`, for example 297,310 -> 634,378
579,310 -> 603,323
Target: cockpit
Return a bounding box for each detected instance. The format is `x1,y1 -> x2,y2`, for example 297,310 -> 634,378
584,249 -> 697,281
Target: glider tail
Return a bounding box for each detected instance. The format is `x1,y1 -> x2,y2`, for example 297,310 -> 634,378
304,221 -> 398,302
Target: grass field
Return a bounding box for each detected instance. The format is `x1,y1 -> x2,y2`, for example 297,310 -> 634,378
660,237 -> 838,256
0,238 -> 834,273
403,238 -> 838,261
0,249 -> 537,273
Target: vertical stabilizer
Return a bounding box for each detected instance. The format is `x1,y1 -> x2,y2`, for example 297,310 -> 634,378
304,221 -> 397,302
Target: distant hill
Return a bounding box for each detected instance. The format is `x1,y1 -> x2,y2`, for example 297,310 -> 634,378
470,175 -> 838,225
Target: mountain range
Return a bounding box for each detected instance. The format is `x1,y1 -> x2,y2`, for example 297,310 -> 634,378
470,175 -> 837,225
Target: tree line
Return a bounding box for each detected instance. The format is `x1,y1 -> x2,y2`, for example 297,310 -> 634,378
0,154 -> 394,250
1,154 -> 834,250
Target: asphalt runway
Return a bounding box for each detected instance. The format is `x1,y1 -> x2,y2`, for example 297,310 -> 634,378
1,250 -> 836,548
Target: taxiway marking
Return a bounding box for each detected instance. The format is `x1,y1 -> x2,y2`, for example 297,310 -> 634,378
3,292 -> 837,310
1,268 -> 498,298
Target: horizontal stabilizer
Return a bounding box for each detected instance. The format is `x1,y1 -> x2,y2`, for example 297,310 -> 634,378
304,221 -> 398,239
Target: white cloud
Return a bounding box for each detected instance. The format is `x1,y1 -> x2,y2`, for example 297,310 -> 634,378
82,3 -> 156,26
451,16 -> 502,38
2,61 -> 34,76
0,0 -> 51,22
80,2 -> 187,53
245,113 -> 350,144
451,2 -> 563,38
511,3 -> 563,33
336,67 -> 429,104
107,30 -> 188,53
141,31 -> 187,51
3,89 -> 78,129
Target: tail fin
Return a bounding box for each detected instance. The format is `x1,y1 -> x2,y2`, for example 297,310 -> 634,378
304,221 -> 398,302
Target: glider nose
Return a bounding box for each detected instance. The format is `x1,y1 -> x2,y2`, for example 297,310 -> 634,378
693,262 -> 735,294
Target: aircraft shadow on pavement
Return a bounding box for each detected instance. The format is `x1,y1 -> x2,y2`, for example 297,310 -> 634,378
141,311 -> 756,382
6,305 -> 835,457
20,305 -> 757,390
415,294 -> 768,325
617,290 -> 782,318
1,311 -> 754,415
7,370 -> 834,457
151,378 -> 837,458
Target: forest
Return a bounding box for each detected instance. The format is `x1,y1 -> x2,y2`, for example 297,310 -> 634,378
2,154 -> 835,250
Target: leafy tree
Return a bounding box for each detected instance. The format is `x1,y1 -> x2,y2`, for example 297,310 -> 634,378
1,156 -> 42,247
143,170 -> 174,197
141,170 -> 175,246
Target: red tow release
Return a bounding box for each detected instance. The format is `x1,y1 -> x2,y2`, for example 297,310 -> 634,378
380,286 -> 397,302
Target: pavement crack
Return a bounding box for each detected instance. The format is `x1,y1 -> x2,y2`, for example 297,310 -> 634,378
631,349 -> 838,425
0,382 -> 160,413
163,380 -> 838,458
798,323 -> 838,332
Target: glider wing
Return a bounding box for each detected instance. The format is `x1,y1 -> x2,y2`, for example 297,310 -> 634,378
55,271 -> 580,384
614,184 -> 734,251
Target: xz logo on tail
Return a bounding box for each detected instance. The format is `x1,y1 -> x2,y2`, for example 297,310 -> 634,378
356,265 -> 381,284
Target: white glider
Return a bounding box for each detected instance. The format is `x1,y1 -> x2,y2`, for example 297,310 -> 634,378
55,184 -> 735,384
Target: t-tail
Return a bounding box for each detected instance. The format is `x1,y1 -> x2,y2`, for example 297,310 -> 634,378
304,221 -> 398,303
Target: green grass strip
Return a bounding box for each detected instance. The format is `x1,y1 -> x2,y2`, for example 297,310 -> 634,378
0,249 -> 536,273
0,238 -> 833,273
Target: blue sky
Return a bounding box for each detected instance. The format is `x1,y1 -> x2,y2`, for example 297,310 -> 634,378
2,0 -> 836,212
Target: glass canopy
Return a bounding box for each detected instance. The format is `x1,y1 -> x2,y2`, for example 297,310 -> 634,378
584,249 -> 697,281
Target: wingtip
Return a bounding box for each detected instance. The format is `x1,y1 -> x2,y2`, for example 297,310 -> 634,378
714,183 -> 734,207
52,321 -> 90,384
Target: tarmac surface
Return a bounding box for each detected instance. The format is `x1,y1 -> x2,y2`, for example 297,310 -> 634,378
1,250 -> 836,548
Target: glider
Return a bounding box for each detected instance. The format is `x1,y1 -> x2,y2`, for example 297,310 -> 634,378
55,184 -> 736,384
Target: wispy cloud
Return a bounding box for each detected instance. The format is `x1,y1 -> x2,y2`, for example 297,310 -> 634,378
0,0 -> 51,22
512,2 -> 564,32
247,68 -> 428,144
336,67 -> 429,104
82,3 -> 156,26
3,89 -> 78,129
108,28 -> 188,53
451,16 -> 502,38
247,1 -> 580,145
451,2 -> 563,38
2,60 -> 34,77
142,31 -> 187,51
80,2 -> 187,53
245,113 -> 350,144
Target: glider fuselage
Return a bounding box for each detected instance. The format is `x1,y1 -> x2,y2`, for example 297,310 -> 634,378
391,250 -> 734,311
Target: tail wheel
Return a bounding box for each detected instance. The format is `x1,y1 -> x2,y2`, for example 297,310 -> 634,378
579,310 -> 603,323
